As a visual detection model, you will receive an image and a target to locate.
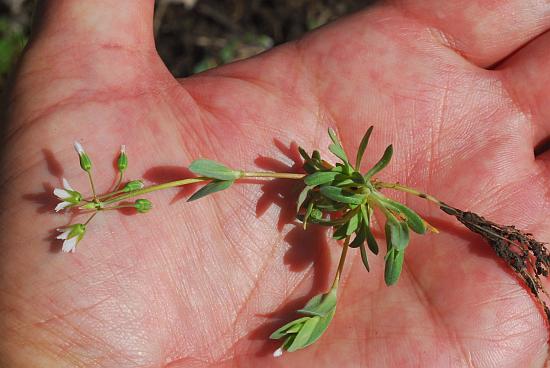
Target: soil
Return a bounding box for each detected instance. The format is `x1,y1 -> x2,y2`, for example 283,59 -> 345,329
0,0 -> 374,89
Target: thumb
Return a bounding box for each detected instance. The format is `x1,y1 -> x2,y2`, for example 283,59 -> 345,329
33,0 -> 155,51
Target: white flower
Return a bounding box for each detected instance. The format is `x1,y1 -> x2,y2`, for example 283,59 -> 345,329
56,224 -> 86,253
53,178 -> 82,212
273,347 -> 283,358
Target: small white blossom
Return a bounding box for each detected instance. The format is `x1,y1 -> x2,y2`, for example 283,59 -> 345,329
53,178 -> 82,212
120,144 -> 126,154
56,224 -> 86,253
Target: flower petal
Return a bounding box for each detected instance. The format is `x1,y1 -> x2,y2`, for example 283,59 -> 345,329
62,177 -> 74,191
73,141 -> 85,155
53,188 -> 71,199
55,201 -> 71,212
56,230 -> 70,239
62,237 -> 78,253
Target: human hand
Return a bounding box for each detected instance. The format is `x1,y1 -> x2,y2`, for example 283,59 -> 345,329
1,1 -> 549,366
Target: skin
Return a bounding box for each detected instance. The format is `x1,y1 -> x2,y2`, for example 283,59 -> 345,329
1,0 -> 550,366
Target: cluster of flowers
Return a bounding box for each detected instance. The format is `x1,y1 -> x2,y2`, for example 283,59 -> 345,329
53,142 -> 150,252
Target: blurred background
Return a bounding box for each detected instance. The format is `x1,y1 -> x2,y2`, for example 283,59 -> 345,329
0,0 -> 370,91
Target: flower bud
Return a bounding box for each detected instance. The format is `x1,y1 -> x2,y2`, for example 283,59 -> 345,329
123,180 -> 144,192
117,145 -> 128,172
134,199 -> 152,213
74,141 -> 92,172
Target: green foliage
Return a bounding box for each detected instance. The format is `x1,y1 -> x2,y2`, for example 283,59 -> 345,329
0,17 -> 27,78
187,179 -> 235,202
296,126 -> 431,286
189,159 -> 242,180
270,288 -> 337,353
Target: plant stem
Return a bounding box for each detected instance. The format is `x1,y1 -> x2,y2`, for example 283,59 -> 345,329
84,212 -> 98,225
114,171 -> 124,191
373,180 -> 443,206
102,171 -> 306,205
102,204 -> 136,211
103,177 -> 208,205
242,172 -> 305,180
84,188 -> 126,202
331,237 -> 350,291
87,171 -> 97,199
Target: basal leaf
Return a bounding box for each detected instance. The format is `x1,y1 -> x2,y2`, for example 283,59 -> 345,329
384,248 -> 405,286
380,197 -> 426,234
187,179 -> 234,201
303,201 -> 315,229
332,224 -> 348,240
270,317 -> 310,339
345,213 -> 360,236
355,126 -> 374,170
298,147 -> 311,161
384,216 -> 410,251
189,159 -> 242,180
297,185 -> 313,212
298,289 -> 337,317
365,226 -> 379,255
320,186 -> 365,205
349,222 -> 366,248
305,307 -> 336,348
363,144 -> 393,181
360,204 -> 379,254
359,242 -> 370,271
329,143 -> 349,164
304,171 -> 339,186
287,316 -> 320,352
328,128 -> 349,163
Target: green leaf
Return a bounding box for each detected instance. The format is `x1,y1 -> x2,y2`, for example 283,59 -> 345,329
360,204 -> 379,254
384,248 -> 405,286
315,201 -> 346,212
296,208 -> 341,226
297,186 -> 313,212
349,222 -> 366,248
187,180 -> 234,201
303,201 -> 315,229
188,159 -> 242,180
345,213 -> 360,236
332,224 -> 348,240
304,171 -> 339,186
304,308 -> 336,348
320,186 -> 365,205
365,226 -> 379,255
287,317 -> 320,352
359,242 -> 370,271
298,289 -> 337,317
363,144 -> 393,181
328,128 -> 349,163
379,198 -> 426,234
270,317 -> 310,339
355,126 -> 374,170
298,147 -> 311,162
385,217 -> 410,251
271,290 -> 338,354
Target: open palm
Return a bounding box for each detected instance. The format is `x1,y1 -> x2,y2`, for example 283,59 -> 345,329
2,1 -> 550,367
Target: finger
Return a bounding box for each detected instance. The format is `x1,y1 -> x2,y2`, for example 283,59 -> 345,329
496,30 -> 550,154
33,0 -> 155,50
393,0 -> 550,67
